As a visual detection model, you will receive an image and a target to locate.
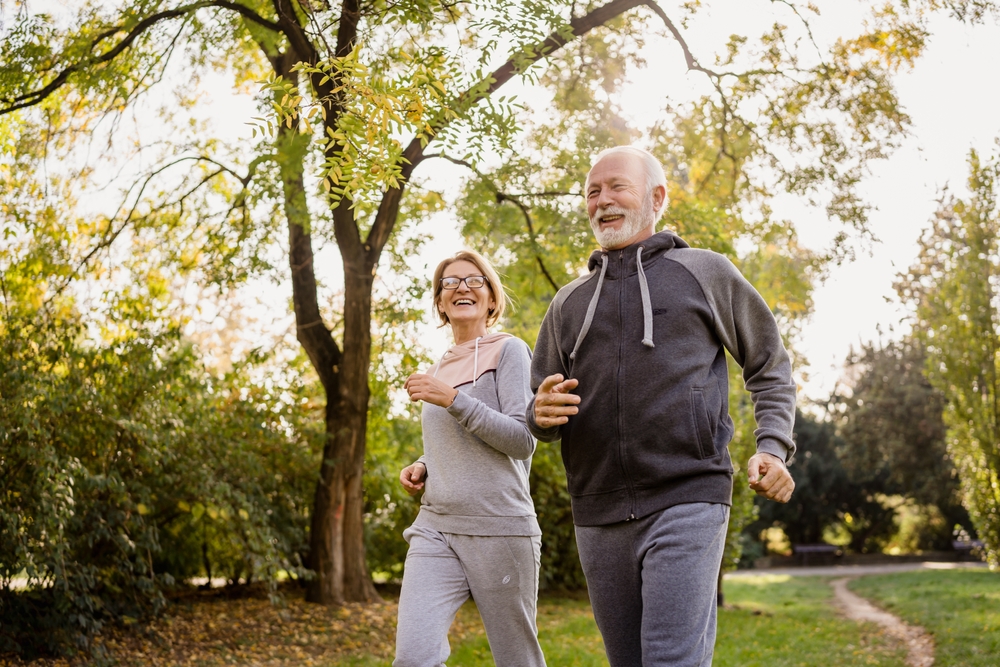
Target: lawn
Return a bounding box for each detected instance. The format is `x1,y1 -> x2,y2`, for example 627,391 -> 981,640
715,574 -> 907,667
5,570 -> 995,666
332,576 -> 909,667
850,568 -> 1000,667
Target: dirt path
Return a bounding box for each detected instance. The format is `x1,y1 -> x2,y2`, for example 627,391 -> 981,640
831,577 -> 935,667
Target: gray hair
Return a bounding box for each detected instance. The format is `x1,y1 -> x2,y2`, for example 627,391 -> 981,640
586,145 -> 668,220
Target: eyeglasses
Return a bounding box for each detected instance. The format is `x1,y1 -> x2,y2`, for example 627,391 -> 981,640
440,275 -> 488,290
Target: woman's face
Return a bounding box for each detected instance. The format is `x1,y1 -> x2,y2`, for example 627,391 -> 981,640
437,260 -> 496,329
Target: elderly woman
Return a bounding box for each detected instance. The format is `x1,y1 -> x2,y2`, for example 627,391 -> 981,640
393,250 -> 545,667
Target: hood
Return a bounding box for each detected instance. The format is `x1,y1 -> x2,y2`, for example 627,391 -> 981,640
587,230 -> 689,274
429,332 -> 514,388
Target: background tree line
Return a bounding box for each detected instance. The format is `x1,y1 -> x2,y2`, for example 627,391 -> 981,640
2,0 -> 999,658
746,151 -> 1000,565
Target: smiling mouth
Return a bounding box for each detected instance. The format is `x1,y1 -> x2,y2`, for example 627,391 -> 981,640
453,299 -> 476,306
600,214 -> 625,224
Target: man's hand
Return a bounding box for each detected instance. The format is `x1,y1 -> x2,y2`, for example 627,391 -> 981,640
747,452 -> 794,503
404,373 -> 459,408
399,462 -> 427,497
534,374 -> 581,428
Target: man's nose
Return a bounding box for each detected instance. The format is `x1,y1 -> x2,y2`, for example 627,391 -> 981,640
596,188 -> 614,208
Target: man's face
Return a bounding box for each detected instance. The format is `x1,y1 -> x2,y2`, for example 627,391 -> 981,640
586,153 -> 657,250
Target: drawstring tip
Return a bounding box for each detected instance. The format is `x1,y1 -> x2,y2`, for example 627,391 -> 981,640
642,338 -> 655,348
569,352 -> 577,361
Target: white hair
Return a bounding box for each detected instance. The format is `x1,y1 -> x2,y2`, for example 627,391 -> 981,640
586,145 -> 668,220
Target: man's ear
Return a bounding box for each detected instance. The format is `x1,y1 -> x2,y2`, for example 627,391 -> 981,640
652,184 -> 667,214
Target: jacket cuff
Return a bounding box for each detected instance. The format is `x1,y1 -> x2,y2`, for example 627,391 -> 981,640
526,395 -> 561,442
756,438 -> 792,465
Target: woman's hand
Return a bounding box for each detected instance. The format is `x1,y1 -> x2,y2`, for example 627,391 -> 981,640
399,462 -> 427,496
404,373 -> 459,408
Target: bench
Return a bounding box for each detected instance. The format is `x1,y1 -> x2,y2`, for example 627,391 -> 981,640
952,540 -> 984,561
792,543 -> 841,566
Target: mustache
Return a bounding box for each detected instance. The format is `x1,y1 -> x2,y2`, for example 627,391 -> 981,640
591,206 -> 630,223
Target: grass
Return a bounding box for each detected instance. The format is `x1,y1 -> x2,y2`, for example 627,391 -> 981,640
447,594 -> 608,667
4,570 -> 994,666
365,577 -> 908,667
850,568 -> 1000,667
715,575 -> 908,667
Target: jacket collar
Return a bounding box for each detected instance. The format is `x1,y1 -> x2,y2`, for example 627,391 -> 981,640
587,230 -> 688,278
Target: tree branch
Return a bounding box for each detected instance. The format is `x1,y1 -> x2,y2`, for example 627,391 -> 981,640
0,1 -> 281,116
770,0 -> 824,61
427,153 -> 561,294
357,0 -> 650,269
496,193 -> 562,293
39,155 -> 261,312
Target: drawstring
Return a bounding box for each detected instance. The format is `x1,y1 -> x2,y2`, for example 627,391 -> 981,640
432,336 -> 484,386
570,248 -> 655,361
570,254 -> 608,361
636,246 -> 655,348
472,336 -> 481,387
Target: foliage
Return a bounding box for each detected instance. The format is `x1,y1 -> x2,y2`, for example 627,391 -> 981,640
896,148 -> 1000,569
851,569 -> 1000,666
0,314 -> 318,657
362,277 -> 429,582
748,411 -> 897,553
832,338 -> 970,550
0,116 -> 319,656
529,441 -> 587,591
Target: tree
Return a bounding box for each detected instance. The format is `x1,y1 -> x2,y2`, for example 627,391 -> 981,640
833,337 -> 970,549
896,148 -> 1000,569
0,0 -> 686,605
750,411 -> 898,553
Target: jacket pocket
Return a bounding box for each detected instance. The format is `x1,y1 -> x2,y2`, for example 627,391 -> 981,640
690,388 -> 715,460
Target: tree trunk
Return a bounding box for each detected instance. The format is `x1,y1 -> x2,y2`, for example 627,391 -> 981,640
336,243 -> 380,602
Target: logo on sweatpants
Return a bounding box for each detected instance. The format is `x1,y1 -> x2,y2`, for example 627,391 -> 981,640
502,575 -> 511,584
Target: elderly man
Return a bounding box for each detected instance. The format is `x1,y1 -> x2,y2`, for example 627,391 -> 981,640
526,145 -> 796,667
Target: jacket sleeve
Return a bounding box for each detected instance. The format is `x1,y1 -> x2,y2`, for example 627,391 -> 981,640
692,253 -> 798,462
525,298 -> 567,443
445,339 -> 537,460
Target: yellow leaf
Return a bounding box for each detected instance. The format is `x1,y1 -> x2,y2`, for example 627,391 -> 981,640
137,503 -> 150,515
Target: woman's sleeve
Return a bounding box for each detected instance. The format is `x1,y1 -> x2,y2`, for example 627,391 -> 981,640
445,339 -> 537,460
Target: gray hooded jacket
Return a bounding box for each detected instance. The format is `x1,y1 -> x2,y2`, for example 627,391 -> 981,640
526,231 -> 796,526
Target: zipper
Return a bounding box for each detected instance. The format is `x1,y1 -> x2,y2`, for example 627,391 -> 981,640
615,249 -> 637,521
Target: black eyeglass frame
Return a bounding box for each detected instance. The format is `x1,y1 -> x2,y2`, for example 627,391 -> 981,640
440,275 -> 489,290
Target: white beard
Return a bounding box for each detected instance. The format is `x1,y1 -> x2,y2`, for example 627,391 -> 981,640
590,198 -> 655,249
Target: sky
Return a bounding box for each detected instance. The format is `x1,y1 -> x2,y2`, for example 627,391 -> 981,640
15,1 -> 1000,403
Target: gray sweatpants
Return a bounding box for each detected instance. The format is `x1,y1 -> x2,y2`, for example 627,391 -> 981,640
575,502 -> 730,667
393,524 -> 546,667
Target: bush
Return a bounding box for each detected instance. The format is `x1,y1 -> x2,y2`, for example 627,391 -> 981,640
0,317 -> 317,657
530,439 -> 586,591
